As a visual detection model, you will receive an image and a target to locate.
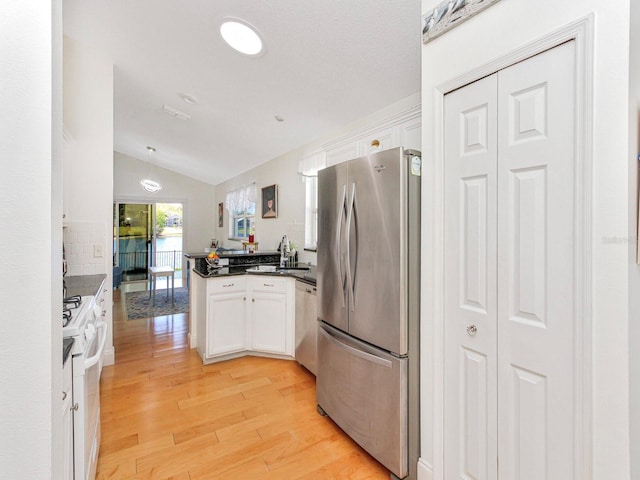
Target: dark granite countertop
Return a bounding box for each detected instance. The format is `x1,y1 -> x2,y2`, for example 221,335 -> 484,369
193,264 -> 316,286
63,338 -> 74,365
64,273 -> 107,298
184,250 -> 279,259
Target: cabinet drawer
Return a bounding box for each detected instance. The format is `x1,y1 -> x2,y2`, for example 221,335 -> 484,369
208,277 -> 246,295
249,275 -> 288,294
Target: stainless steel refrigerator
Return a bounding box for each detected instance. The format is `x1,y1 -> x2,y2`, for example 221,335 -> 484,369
317,146 -> 421,480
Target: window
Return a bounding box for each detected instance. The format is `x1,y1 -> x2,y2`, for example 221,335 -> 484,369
304,176 -> 318,250
298,151 -> 326,251
225,184 -> 256,240
231,204 -> 255,239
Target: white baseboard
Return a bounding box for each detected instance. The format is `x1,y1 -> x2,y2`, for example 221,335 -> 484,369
103,346 -> 115,366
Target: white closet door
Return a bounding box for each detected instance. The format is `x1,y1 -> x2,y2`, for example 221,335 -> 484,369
496,41 -> 576,479
444,73 -> 499,480
444,40 -> 577,480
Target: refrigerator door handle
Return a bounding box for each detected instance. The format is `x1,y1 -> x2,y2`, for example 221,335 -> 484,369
337,184 -> 348,308
346,182 -> 358,312
319,324 -> 392,368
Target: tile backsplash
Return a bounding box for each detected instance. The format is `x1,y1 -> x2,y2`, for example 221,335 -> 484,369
64,221 -> 108,276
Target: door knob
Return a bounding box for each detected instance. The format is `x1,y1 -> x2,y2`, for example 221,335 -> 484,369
466,324 -> 478,336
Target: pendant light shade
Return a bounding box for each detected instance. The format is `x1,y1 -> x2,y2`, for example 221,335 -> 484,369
141,146 -> 162,193
140,178 -> 162,193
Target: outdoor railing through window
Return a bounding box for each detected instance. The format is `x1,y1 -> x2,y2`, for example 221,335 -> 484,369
118,250 -> 182,273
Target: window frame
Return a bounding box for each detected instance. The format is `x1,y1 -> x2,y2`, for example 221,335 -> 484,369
228,204 -> 255,241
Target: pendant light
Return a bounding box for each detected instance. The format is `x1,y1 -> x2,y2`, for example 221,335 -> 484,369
140,146 -> 162,193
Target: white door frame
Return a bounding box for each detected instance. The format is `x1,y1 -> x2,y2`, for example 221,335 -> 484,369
419,15 -> 594,480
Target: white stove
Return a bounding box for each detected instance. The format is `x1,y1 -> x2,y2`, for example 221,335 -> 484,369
63,296 -> 96,347
62,292 -> 107,480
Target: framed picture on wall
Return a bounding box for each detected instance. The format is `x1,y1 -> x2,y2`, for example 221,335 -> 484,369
218,202 -> 224,227
262,184 -> 278,218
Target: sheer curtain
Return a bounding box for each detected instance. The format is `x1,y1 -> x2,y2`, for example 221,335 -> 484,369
298,151 -> 326,249
297,151 -> 326,179
225,183 -> 256,213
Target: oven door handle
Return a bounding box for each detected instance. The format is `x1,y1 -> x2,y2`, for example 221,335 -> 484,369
84,320 -> 107,369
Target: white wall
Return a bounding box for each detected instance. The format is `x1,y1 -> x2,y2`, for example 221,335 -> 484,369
628,1 -> 640,478
420,0 -> 631,479
0,1 -> 63,478
114,151 -> 217,269
63,36 -> 115,364
214,92 -> 421,266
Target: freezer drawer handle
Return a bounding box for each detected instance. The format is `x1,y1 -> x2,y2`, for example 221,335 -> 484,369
320,326 -> 392,368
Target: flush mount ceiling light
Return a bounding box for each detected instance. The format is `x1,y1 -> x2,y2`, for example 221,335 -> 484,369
220,20 -> 263,56
140,146 -> 162,193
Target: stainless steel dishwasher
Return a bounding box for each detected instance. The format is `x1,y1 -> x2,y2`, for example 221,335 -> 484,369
295,280 -> 317,375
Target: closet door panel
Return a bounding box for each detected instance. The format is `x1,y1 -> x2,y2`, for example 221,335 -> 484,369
497,41 -> 576,480
444,74 -> 498,480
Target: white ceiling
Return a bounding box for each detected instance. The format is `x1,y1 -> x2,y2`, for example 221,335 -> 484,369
63,1 -> 422,186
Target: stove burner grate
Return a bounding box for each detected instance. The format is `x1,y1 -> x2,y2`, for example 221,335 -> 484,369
63,295 -> 82,309
63,309 -> 72,327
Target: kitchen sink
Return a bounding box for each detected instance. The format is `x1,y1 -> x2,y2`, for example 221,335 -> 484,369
276,267 -> 310,274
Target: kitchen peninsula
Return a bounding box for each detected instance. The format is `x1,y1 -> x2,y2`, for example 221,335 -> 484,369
185,251 -> 315,364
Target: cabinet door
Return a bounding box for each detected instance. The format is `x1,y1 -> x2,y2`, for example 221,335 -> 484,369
397,115 -> 422,152
325,141 -> 359,167
206,292 -> 246,357
358,126 -> 396,156
62,360 -> 74,480
250,289 -> 287,354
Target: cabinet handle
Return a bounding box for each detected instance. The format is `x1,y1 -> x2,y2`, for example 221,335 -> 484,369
263,283 -> 274,287
243,297 -> 246,301
467,324 -> 478,336
223,283 -> 234,288
71,403 -> 79,412
370,139 -> 380,148
62,391 -> 67,401
252,298 -> 255,302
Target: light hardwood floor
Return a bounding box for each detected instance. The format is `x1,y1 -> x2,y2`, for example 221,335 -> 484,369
97,288 -> 390,479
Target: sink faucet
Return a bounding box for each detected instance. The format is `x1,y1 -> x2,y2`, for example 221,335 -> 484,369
280,234 -> 290,267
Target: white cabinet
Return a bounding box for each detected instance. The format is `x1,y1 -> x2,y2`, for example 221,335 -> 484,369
204,277 -> 247,359
397,114 -> 422,152
62,358 -> 74,480
325,141 -> 360,168
194,274 -> 295,362
190,263 -> 205,349
248,276 -> 291,355
323,104 -> 421,166
358,125 -> 396,157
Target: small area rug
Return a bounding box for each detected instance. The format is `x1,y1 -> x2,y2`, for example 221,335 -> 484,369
125,287 -> 189,320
